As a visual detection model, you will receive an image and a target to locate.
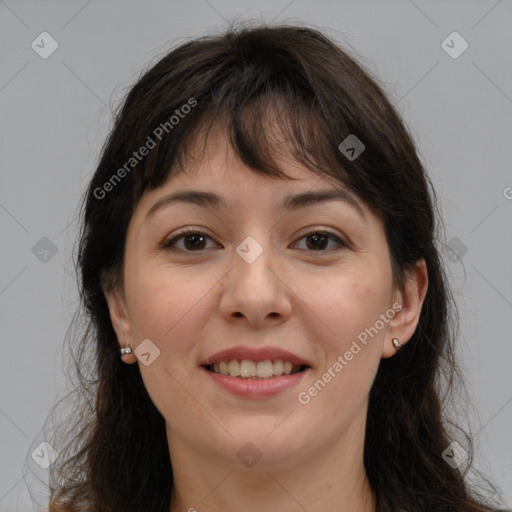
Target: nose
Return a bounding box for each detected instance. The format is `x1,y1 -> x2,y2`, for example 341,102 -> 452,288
218,236 -> 293,328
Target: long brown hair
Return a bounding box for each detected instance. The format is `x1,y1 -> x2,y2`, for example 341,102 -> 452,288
43,21 -> 503,512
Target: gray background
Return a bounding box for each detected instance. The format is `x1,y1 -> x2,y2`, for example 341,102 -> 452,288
1,0 -> 511,510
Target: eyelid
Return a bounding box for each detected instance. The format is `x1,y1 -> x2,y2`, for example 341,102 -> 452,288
293,228 -> 347,253
159,227 -> 218,250
160,226 -> 348,254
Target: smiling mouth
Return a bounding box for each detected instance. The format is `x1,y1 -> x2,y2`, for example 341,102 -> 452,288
204,359 -> 309,379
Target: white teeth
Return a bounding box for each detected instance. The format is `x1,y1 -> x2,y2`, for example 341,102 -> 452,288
209,359 -> 305,378
228,360 -> 241,377
240,360 -> 256,378
219,361 -> 229,375
273,359 -> 284,375
256,360 -> 273,378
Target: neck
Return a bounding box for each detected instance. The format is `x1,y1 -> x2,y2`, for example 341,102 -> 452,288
167,420 -> 376,512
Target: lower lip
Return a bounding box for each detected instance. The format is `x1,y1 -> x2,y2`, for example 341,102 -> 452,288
201,367 -> 309,398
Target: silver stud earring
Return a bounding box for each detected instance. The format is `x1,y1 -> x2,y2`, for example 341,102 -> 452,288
120,342 -> 132,355
392,338 -> 402,351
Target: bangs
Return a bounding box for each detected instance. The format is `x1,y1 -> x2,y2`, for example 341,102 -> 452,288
130,83 -> 355,206
180,94 -> 351,183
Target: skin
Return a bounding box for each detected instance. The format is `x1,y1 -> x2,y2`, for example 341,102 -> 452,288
104,125 -> 428,512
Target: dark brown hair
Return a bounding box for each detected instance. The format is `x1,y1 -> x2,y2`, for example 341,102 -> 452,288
43,21 -> 503,512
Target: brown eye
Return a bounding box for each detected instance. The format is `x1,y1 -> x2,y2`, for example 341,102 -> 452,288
162,230 -> 217,252
294,231 -> 346,253
161,229 -> 346,254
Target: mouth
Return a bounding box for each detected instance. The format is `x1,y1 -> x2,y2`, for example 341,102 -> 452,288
201,359 -> 311,398
203,360 -> 310,379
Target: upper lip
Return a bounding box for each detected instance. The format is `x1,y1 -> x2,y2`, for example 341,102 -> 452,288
200,346 -> 311,367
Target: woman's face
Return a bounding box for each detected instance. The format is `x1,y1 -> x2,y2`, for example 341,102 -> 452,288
105,126 -> 426,470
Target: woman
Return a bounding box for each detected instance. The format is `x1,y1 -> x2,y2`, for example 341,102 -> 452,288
46,22 -> 504,512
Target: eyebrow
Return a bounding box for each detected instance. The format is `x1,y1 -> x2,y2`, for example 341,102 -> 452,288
145,188 -> 366,221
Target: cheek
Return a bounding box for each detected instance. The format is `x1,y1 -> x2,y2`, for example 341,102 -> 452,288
123,260 -> 219,347
295,266 -> 391,345
124,265 -> 171,338
294,266 -> 391,396
295,281 -> 386,423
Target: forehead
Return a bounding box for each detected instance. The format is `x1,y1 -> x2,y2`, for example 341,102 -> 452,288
134,121 -> 380,227
164,122 -> 345,196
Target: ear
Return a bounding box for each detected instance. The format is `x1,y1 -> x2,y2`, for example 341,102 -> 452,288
381,258 -> 428,358
102,281 -> 137,364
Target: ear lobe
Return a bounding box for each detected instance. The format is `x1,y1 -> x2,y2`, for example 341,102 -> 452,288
381,259 -> 428,358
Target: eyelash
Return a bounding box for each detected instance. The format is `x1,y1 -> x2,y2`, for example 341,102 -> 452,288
160,228 -> 347,254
